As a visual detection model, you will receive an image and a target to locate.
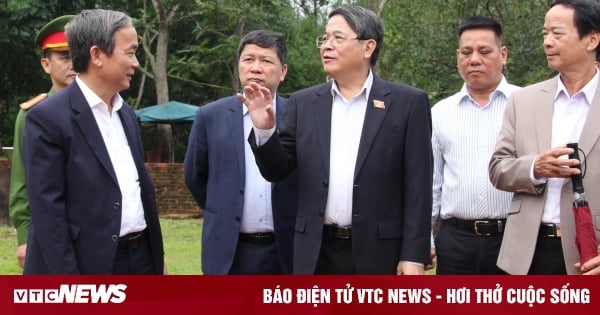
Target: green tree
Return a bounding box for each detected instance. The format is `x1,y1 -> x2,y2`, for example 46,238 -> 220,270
378,0 -> 554,104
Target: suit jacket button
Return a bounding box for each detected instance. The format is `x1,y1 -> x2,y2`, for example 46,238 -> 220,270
322,180 -> 328,188
235,216 -> 241,222
113,202 -> 120,210
112,235 -> 118,242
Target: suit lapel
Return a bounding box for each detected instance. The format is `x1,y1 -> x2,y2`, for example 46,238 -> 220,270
71,83 -> 119,186
534,78 -> 557,153
275,95 -> 286,128
354,75 -> 390,178
118,108 -> 145,178
577,79 -> 600,157
535,77 -> 600,188
227,99 -> 245,181
312,84 -> 333,176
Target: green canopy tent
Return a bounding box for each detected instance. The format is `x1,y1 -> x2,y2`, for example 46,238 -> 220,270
135,101 -> 199,162
135,101 -> 199,123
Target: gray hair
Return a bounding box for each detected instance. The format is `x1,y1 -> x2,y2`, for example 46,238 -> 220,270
67,9 -> 133,73
329,6 -> 385,66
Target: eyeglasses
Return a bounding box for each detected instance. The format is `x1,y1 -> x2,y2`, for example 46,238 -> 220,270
315,34 -> 362,48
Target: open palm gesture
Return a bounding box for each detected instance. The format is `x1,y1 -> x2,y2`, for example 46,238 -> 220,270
236,82 -> 276,130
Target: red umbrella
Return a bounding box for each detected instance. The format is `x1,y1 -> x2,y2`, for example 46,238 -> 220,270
568,143 -> 598,264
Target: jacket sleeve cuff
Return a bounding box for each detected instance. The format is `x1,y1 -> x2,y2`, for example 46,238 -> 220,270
16,226 -> 29,246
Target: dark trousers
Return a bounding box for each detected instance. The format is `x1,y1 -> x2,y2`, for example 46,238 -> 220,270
315,231 -> 356,274
112,233 -> 156,274
435,220 -> 506,275
528,237 -> 567,274
229,237 -> 283,274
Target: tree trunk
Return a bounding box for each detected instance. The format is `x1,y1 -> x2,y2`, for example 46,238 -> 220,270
153,0 -> 173,162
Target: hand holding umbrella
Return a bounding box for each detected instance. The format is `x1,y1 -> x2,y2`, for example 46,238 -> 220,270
567,143 -> 598,265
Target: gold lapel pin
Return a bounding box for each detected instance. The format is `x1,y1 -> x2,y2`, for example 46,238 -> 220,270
373,100 -> 385,109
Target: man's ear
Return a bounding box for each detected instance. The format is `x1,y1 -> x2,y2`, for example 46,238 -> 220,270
40,57 -> 52,75
587,30 -> 600,53
364,39 -> 377,59
89,46 -> 103,67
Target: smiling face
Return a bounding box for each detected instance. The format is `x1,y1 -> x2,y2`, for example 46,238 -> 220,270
100,25 -> 139,93
456,28 -> 507,94
238,44 -> 287,96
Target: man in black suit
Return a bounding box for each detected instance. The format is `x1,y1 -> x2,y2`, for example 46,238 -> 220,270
184,30 -> 297,274
240,6 -> 432,274
23,9 -> 164,274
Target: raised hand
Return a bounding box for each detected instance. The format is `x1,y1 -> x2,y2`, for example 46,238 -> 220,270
236,82 -> 276,130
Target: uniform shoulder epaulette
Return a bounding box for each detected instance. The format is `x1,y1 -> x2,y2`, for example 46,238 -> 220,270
19,93 -> 47,110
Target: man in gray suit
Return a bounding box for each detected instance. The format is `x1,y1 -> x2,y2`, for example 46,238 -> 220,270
489,0 -> 600,275
184,30 -> 297,274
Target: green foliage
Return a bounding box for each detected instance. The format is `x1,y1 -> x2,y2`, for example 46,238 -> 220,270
378,0 -> 554,104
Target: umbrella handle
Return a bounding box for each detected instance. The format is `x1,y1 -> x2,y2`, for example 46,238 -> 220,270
567,143 -> 585,194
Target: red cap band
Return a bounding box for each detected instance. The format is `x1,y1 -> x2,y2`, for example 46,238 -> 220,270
41,32 -> 68,51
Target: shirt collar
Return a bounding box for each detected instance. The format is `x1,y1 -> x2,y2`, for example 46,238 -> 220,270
75,76 -> 124,112
458,75 -> 512,104
555,70 -> 600,104
330,69 -> 374,100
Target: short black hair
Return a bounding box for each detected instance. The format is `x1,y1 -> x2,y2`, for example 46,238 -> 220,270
236,30 -> 288,66
551,0 -> 600,42
43,49 -> 69,59
458,16 -> 503,45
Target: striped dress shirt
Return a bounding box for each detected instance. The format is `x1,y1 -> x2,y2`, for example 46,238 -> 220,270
431,77 -> 520,244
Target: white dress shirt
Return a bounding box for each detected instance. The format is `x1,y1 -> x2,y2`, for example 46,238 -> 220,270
76,76 -> 147,236
431,77 -> 520,244
254,71 -> 422,266
240,96 -> 275,233
537,71 -> 597,224
254,71 -> 373,227
323,72 -> 372,226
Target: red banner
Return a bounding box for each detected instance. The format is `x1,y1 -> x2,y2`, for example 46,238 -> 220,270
1,276 -> 598,315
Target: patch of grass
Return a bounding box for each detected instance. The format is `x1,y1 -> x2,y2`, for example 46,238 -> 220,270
0,226 -> 22,275
163,218 -> 202,275
0,218 -> 203,275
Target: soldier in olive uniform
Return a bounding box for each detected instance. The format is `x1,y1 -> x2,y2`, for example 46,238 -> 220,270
8,15 -> 76,269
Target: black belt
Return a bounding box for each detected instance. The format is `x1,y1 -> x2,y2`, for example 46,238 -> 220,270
323,225 -> 352,239
444,218 -> 506,236
239,232 -> 275,244
539,223 -> 561,238
118,230 -> 146,250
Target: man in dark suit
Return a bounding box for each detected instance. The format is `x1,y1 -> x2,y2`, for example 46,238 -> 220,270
240,6 -> 432,274
23,9 -> 164,274
184,30 -> 297,274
